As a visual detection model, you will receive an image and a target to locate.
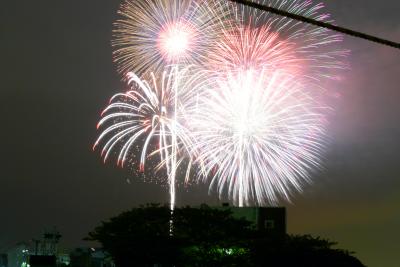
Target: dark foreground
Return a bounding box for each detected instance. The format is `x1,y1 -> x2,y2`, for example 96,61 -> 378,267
86,204 -> 365,267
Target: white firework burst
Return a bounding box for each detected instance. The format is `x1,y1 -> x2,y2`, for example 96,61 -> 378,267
186,69 -> 328,206
94,67 -> 208,210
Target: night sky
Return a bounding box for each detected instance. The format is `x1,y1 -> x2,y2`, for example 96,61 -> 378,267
1,1 -> 399,266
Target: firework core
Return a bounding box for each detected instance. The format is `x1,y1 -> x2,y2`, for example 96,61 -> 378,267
158,21 -> 194,62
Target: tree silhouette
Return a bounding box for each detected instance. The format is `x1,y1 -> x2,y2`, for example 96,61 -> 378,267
87,204 -> 365,267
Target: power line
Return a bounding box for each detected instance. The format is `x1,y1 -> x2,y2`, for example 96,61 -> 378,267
228,0 -> 400,50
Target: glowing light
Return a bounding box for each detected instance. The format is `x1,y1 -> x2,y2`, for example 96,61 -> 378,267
185,0 -> 349,205
186,69 -> 327,206
96,0 -> 349,207
216,0 -> 349,80
94,67 -> 206,211
158,21 -> 195,62
208,25 -> 300,74
112,0 -> 233,76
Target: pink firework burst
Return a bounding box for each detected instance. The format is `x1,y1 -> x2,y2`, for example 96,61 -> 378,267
208,25 -> 304,75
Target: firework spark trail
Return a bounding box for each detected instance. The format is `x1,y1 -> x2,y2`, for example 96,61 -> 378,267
209,0 -> 348,80
208,25 -> 301,74
185,69 -> 327,206
93,67 -> 207,212
96,0 -> 349,208
112,0 -> 234,77
187,0 -> 348,206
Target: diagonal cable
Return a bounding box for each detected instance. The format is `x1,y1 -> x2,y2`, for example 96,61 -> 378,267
228,0 -> 400,49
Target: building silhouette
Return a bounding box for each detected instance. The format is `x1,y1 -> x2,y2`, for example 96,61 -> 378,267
220,203 -> 286,236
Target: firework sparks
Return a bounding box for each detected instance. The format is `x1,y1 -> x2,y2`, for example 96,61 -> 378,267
209,0 -> 348,79
186,69 -> 327,206
208,25 -> 301,74
112,0 -> 233,76
95,0 -> 349,208
94,67 -> 206,211
157,20 -> 196,62
188,0 -> 348,206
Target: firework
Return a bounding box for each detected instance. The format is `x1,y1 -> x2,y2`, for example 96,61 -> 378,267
112,0 -> 233,77
208,0 -> 348,79
208,25 -> 301,75
97,0 -> 348,208
94,67 -> 207,211
191,0 -> 348,206
185,69 -> 327,206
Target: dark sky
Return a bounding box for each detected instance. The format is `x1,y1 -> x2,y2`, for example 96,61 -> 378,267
1,1 -> 399,266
